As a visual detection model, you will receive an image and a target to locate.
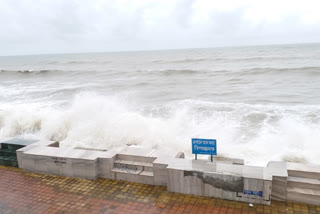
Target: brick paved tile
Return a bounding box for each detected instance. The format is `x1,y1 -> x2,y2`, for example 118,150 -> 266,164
0,165 -> 320,214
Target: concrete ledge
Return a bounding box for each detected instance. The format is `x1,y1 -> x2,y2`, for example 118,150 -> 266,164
207,156 -> 244,165
2,137 -> 320,206
167,160 -> 272,205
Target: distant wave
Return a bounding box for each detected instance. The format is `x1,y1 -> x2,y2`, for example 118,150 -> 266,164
2,66 -> 318,77
67,61 -> 90,65
47,61 -> 59,65
46,60 -> 111,65
239,66 -> 320,75
152,57 -> 235,64
0,69 -> 62,74
230,56 -> 305,62
66,60 -> 110,65
161,69 -> 200,75
152,58 -> 209,64
135,69 -> 203,76
151,56 -> 305,64
136,66 -> 320,76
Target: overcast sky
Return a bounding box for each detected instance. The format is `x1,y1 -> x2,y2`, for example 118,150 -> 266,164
1,0 -> 320,56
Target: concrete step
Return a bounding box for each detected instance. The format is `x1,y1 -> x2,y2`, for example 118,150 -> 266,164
287,162 -> 320,179
112,168 -> 154,185
207,156 -> 244,165
114,159 -> 153,167
288,176 -> 320,190
111,148 -> 158,185
116,154 -> 156,164
287,187 -> 320,206
111,167 -> 154,176
113,162 -> 153,173
140,171 -> 154,177
111,167 -> 142,175
288,170 -> 320,180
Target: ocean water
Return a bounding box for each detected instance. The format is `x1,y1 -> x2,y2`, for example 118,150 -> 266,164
1,43 -> 320,166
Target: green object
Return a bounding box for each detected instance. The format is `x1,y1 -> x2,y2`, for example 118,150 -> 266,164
0,138 -> 38,167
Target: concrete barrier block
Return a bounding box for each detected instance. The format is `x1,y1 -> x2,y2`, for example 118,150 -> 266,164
182,171 -> 204,196
153,163 -> 168,186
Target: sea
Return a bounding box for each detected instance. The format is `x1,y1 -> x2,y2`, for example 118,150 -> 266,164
1,43 -> 320,166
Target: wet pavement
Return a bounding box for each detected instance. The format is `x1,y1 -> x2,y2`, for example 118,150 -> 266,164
0,165 -> 319,214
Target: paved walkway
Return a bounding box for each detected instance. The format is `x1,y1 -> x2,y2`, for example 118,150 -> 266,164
0,166 -> 319,214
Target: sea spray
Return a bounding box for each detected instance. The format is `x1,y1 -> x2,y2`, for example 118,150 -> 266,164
0,92 -> 320,166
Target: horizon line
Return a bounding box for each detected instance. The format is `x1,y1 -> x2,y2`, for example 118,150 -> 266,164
1,41 -> 319,57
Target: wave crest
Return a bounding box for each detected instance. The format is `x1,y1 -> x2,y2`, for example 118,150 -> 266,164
1,93 -> 320,166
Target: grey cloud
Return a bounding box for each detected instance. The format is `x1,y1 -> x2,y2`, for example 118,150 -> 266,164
0,0 -> 319,56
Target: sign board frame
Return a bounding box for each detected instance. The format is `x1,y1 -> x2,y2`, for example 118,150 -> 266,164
192,138 -> 217,162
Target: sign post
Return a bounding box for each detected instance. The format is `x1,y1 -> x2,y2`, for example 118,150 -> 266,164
192,138 -> 217,162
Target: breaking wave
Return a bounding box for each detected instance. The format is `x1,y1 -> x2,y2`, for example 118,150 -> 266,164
1,93 -> 320,166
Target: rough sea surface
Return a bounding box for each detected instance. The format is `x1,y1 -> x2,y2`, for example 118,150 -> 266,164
1,43 -> 320,166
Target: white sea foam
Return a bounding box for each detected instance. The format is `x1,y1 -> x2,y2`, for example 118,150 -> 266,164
1,92 -> 320,166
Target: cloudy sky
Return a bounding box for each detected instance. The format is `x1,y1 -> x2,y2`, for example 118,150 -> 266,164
1,0 -> 320,56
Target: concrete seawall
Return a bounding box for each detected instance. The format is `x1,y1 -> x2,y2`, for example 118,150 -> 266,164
1,138 -> 319,206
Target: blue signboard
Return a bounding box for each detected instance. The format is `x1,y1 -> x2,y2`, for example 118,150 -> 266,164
192,138 -> 217,155
243,190 -> 263,197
